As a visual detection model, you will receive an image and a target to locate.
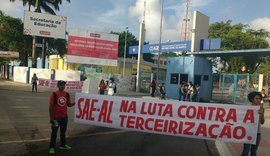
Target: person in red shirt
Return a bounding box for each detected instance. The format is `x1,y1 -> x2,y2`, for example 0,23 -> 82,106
48,80 -> 75,154
98,79 -> 107,95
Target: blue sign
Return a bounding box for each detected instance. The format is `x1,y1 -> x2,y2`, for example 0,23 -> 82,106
200,38 -> 221,50
129,41 -> 191,54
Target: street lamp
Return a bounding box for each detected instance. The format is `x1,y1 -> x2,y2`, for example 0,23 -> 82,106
157,0 -> 164,82
123,26 -> 128,76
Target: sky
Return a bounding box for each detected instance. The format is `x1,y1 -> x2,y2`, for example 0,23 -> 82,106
0,0 -> 270,43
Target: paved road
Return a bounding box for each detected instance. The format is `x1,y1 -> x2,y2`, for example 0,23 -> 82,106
0,79 -> 219,156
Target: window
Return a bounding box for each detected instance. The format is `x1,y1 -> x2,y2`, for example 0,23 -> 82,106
180,74 -> 188,83
170,73 -> 179,84
194,75 -> 202,85
203,75 -> 209,81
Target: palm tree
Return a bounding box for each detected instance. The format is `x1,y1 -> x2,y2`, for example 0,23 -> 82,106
10,0 -> 70,14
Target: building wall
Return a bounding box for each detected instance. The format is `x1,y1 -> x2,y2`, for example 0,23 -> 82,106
49,55 -> 78,71
49,55 -> 155,76
166,57 -> 195,99
191,11 -> 209,52
194,57 -> 213,101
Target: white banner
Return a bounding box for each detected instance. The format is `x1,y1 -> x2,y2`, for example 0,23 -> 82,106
13,67 -> 28,83
23,11 -> 67,39
74,93 -> 260,144
29,68 -> 51,83
66,55 -> 118,66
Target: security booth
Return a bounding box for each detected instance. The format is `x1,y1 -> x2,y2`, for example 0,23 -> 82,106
165,56 -> 212,102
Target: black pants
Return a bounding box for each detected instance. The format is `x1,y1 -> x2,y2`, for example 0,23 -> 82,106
151,87 -> 156,97
100,90 -> 105,95
32,82 -> 37,92
49,116 -> 68,148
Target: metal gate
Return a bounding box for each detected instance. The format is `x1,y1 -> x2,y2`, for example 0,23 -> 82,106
213,74 -> 262,104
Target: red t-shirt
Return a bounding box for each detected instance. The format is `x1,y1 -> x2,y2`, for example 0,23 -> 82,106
49,90 -> 70,118
99,83 -> 107,91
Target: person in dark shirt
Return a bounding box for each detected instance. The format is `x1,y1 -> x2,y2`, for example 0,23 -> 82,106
31,73 -> 38,93
150,78 -> 156,97
159,83 -> 166,99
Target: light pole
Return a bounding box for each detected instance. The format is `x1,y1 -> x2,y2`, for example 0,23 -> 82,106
157,0 -> 164,82
123,26 -> 128,76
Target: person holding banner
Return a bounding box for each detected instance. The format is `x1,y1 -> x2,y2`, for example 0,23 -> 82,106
241,91 -> 265,156
48,80 -> 75,154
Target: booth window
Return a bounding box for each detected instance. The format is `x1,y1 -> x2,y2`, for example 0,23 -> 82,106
203,75 -> 209,81
180,74 -> 188,83
170,73 -> 179,84
194,75 -> 202,85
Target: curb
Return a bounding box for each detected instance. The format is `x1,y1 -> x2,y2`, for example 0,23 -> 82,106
215,141 -> 232,156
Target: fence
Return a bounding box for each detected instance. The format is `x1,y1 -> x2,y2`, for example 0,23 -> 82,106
212,74 -> 262,104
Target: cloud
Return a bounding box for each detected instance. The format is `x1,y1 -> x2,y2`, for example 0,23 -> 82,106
129,0 -> 182,42
190,0 -> 216,8
67,0 -> 131,33
249,17 -> 270,32
0,0 -> 214,43
0,1 -> 25,18
129,0 -> 213,42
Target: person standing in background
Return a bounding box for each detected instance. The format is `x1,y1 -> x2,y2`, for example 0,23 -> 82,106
187,82 -> 194,101
98,79 -> 107,95
108,78 -> 116,96
159,83 -> 166,99
31,73 -> 38,93
179,82 -> 186,101
260,89 -> 268,105
150,78 -> 156,97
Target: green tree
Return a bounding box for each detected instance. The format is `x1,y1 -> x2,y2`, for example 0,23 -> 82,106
160,52 -> 178,57
46,38 -> 67,56
0,11 -> 32,65
209,20 -> 269,73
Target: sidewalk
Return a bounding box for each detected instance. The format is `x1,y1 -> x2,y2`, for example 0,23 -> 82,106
216,105 -> 270,156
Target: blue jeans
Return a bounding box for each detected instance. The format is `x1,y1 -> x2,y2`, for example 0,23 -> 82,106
241,133 -> 261,156
179,93 -> 186,101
